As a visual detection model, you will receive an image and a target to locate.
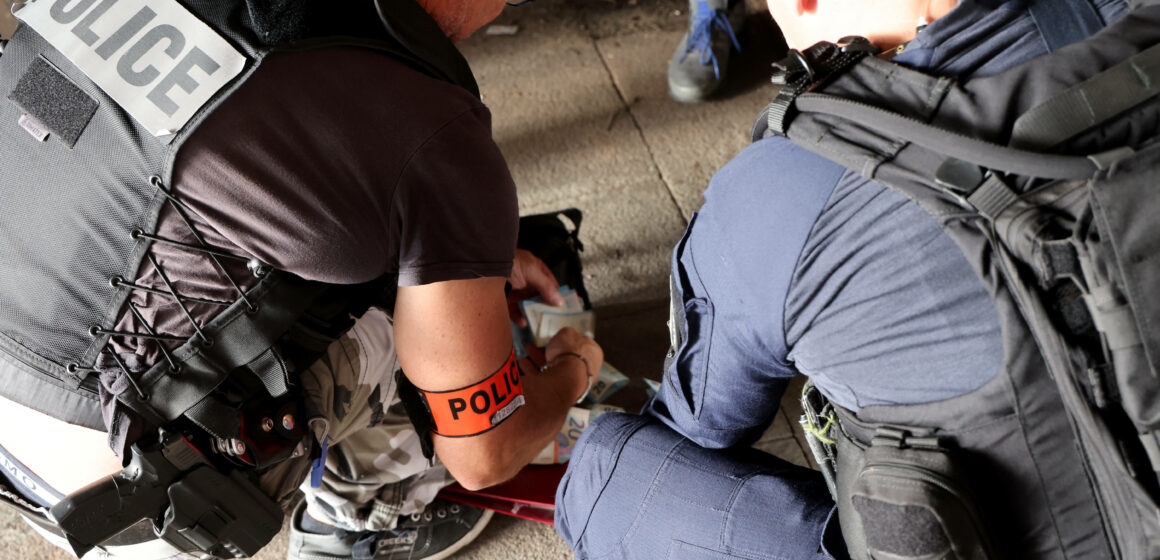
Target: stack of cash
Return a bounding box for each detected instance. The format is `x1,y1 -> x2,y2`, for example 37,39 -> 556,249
516,286 -> 636,464
519,286 -> 594,346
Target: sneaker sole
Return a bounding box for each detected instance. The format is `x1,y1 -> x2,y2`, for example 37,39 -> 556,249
422,508 -> 494,560
669,82 -> 719,104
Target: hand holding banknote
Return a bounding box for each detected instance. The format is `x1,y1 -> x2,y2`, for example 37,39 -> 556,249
507,249 -> 564,327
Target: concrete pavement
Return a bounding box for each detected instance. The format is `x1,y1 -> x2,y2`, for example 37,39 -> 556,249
0,1 -> 805,558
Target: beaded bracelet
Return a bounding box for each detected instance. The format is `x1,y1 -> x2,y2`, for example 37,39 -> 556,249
542,351 -> 595,403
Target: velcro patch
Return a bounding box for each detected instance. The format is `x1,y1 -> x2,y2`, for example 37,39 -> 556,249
15,0 -> 246,137
420,350 -> 524,438
7,57 -> 97,147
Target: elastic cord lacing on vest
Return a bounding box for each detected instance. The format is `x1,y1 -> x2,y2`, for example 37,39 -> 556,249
146,175 -> 259,314
70,176 -> 266,402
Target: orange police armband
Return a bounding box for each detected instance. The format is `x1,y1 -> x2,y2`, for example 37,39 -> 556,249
417,349 -> 525,437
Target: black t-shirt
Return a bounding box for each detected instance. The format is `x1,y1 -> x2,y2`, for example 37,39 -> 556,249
113,47 -> 518,365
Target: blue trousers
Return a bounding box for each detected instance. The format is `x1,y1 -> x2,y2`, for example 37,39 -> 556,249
556,413 -> 846,559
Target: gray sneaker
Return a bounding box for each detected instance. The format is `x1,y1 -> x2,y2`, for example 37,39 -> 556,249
288,499 -> 493,560
667,0 -> 745,103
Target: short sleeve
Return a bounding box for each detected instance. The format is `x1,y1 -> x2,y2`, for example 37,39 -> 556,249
393,107 -> 518,286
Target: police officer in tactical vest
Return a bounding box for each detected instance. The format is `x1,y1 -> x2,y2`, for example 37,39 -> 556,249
556,0 -> 1160,558
0,0 -> 603,558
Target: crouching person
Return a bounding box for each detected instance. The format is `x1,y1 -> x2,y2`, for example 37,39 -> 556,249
556,0 -> 1135,557
0,0 -> 599,558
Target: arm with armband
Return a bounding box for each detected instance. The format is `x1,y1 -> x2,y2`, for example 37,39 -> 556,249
394,273 -> 601,491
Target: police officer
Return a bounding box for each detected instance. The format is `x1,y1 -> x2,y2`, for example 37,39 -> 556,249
555,0 -> 1130,558
0,0 -> 601,558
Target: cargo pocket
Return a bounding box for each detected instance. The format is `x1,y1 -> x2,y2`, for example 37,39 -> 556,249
849,430 -> 994,560
664,213 -> 714,419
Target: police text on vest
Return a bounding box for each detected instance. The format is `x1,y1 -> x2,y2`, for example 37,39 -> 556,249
17,0 -> 246,137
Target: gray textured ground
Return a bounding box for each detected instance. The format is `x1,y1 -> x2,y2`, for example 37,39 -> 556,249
0,1 -> 799,558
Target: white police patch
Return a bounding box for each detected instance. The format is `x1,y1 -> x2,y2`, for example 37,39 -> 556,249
16,0 -> 246,137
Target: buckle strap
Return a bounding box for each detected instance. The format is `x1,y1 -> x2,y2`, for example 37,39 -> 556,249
186,396 -> 242,441
934,158 -> 1028,219
869,426 -> 943,450
965,176 -> 1021,220
1038,240 -> 1083,286
756,37 -> 878,140
248,347 -> 291,398
1084,284 -> 1143,351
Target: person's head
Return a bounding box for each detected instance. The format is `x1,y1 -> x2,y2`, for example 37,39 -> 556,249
766,0 -> 957,50
416,0 -> 509,43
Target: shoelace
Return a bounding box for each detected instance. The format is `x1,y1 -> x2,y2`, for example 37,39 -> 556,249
332,503 -> 465,558
354,506 -> 460,558
680,0 -> 742,80
72,176 -> 262,401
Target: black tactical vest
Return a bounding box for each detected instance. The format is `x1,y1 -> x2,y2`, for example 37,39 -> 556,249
761,2 -> 1160,558
0,0 -> 476,456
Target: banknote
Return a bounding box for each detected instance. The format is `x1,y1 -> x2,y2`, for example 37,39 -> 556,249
582,362 -> 629,404
643,377 -> 662,398
535,309 -> 595,346
520,285 -> 594,346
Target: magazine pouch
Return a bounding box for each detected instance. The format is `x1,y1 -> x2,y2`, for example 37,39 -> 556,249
847,427 -> 993,560
1085,143 -> 1160,440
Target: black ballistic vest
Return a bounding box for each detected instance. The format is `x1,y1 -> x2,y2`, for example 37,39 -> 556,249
0,0 -> 476,453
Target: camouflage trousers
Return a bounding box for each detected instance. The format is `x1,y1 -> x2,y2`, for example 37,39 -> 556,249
284,306 -> 452,533
30,307 -> 449,559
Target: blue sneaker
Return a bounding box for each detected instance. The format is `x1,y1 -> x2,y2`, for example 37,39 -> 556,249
668,0 -> 744,103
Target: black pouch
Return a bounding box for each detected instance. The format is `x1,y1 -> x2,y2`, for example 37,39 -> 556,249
849,428 -> 994,560
517,208 -> 591,309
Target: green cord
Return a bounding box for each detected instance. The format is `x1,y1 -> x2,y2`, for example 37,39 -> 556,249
803,411 -> 838,445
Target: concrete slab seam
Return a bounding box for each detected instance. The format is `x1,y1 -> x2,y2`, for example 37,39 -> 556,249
590,37 -> 688,226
